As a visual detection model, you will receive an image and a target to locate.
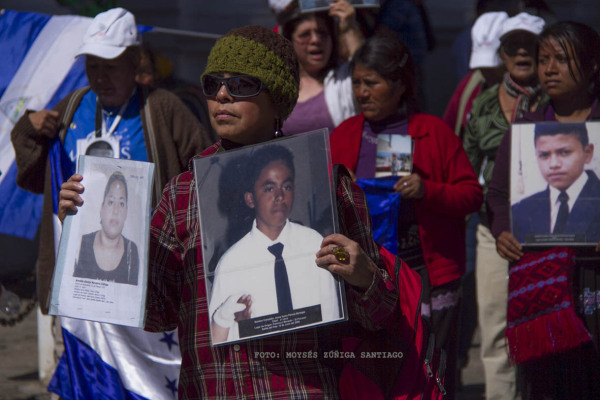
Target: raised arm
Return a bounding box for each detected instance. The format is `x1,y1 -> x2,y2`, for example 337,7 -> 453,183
330,0 -> 363,61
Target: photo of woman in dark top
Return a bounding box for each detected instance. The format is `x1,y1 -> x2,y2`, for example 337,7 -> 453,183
73,171 -> 139,285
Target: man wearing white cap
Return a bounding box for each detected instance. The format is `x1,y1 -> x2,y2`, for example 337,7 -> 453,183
11,9 -> 211,399
463,11 -> 546,400
11,7 -> 212,317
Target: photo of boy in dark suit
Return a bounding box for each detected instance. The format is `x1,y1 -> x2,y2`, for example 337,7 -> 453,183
511,122 -> 600,244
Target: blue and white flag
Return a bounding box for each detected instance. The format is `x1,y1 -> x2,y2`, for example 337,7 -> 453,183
49,318 -> 181,400
0,9 -> 89,241
0,10 -> 182,400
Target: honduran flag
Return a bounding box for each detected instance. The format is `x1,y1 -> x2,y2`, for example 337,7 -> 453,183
0,10 -> 181,400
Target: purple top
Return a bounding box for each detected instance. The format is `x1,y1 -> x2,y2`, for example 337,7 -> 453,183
282,90 -> 335,136
355,113 -> 409,179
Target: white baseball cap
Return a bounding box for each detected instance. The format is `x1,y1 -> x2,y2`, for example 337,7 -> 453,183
268,0 -> 302,26
499,12 -> 545,41
76,7 -> 141,60
469,11 -> 509,69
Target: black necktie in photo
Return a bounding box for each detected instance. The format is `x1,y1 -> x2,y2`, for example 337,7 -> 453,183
553,191 -> 569,234
268,242 -> 293,313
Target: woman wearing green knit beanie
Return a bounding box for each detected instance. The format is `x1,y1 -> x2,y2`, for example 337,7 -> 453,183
201,25 -> 300,145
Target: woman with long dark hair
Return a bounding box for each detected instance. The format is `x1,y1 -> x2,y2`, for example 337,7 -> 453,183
330,32 -> 483,399
487,21 -> 600,398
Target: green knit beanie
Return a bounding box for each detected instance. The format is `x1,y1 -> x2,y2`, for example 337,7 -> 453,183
202,25 -> 299,120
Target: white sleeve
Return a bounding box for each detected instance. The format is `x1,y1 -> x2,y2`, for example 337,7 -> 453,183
323,62 -> 359,127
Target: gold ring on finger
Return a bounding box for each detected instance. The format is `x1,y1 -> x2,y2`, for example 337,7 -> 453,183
332,246 -> 350,263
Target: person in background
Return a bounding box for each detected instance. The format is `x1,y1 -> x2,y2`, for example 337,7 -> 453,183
450,0 -> 521,84
11,8 -> 212,314
11,8 -> 211,399
330,32 -> 483,400
462,12 -> 545,400
487,21 -> 600,399
269,0 -> 362,135
443,11 -> 509,389
55,25 -> 406,399
375,0 -> 436,108
443,11 -> 508,139
136,44 -> 218,143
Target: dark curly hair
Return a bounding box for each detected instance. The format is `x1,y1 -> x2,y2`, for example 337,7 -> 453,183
244,144 -> 295,194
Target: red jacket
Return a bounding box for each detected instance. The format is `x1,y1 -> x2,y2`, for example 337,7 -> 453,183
330,113 -> 483,287
442,70 -> 484,138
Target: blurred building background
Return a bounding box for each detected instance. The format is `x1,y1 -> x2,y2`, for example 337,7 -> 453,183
3,0 -> 600,117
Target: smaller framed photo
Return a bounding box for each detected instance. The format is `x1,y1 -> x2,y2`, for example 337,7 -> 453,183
194,129 -> 347,346
510,121 -> 600,246
376,134 -> 413,178
299,0 -> 380,13
49,155 -> 155,327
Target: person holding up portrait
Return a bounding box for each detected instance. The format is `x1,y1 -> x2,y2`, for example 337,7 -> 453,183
61,25 -> 422,399
11,7 -> 211,314
487,21 -> 600,399
329,32 -> 483,400
14,8 -> 210,399
73,171 -> 139,285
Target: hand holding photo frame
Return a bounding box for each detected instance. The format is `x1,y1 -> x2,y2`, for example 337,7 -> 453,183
510,122 -> 600,246
49,156 -> 154,327
194,129 -> 346,346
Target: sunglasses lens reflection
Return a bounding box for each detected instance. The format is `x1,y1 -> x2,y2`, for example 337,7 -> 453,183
202,75 -> 263,98
202,75 -> 221,96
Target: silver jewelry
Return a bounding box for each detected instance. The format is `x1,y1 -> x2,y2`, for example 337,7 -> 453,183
274,118 -> 283,138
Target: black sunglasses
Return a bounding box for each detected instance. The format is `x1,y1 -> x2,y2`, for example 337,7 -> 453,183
201,75 -> 265,98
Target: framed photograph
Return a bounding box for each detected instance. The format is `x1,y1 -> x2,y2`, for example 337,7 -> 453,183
299,0 -> 379,13
376,134 -> 413,177
194,129 -> 346,346
49,156 -> 155,327
510,121 -> 600,246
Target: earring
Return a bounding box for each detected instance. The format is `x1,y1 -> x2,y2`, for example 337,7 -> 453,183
274,118 -> 283,138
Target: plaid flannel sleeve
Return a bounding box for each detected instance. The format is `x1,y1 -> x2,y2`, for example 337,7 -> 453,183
144,177 -> 185,332
336,169 -> 399,331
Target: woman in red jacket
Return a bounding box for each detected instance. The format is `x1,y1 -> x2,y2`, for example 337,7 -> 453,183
330,32 -> 482,400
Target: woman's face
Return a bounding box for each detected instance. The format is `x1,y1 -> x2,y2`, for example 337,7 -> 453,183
352,63 -> 405,122
537,37 -> 591,101
206,73 -> 279,145
291,16 -> 333,76
500,31 -> 538,85
100,180 -> 127,240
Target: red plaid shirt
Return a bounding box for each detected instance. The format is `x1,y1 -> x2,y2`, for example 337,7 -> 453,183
145,142 -> 398,399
